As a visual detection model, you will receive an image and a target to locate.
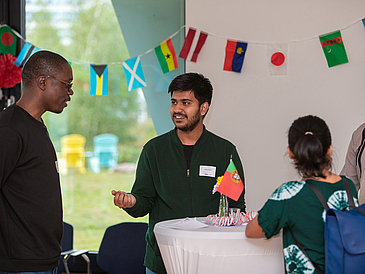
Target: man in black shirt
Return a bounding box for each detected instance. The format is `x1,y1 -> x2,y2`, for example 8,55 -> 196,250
0,51 -> 73,274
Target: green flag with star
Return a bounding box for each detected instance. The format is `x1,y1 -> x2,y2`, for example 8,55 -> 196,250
0,25 -> 17,56
319,31 -> 348,68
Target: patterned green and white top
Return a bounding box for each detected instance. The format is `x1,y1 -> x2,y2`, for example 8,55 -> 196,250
258,176 -> 358,274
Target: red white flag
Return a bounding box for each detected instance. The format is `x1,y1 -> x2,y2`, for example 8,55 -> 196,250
267,43 -> 288,75
179,27 -> 208,62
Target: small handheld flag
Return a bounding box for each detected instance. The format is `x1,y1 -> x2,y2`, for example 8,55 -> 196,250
155,38 -> 178,74
0,25 -> 17,56
90,64 -> 108,96
319,31 -> 348,68
223,40 -> 247,73
122,56 -> 146,91
217,160 -> 244,201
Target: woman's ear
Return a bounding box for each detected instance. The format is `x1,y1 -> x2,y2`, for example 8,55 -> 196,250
326,145 -> 333,157
287,147 -> 295,160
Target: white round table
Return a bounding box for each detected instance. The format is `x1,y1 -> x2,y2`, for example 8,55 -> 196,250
154,217 -> 284,274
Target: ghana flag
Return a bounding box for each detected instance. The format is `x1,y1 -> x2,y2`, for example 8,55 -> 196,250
0,25 -> 17,56
155,38 -> 178,74
217,160 -> 244,201
319,30 -> 348,68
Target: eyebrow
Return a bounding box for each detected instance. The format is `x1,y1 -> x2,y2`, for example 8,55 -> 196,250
171,98 -> 193,102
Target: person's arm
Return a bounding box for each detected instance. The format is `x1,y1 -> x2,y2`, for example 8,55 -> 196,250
341,130 -> 361,191
245,214 -> 265,238
0,127 -> 21,189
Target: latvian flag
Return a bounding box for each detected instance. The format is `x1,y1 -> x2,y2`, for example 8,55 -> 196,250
179,27 -> 208,62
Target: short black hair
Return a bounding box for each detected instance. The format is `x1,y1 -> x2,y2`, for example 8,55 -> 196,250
22,50 -> 69,88
168,72 -> 213,107
288,115 -> 332,178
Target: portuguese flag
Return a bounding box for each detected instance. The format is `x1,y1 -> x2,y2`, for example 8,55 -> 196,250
319,30 -> 348,68
217,160 -> 244,201
0,25 -> 17,56
155,38 -> 178,74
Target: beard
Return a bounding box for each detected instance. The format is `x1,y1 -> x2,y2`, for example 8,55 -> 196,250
173,109 -> 202,132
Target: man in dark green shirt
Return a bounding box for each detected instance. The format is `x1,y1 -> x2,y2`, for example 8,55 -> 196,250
112,73 -> 245,274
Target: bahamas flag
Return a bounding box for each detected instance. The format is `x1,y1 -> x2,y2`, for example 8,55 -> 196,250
223,40 -> 248,73
0,25 -> 17,55
90,65 -> 108,96
217,160 -> 244,201
14,42 -> 41,68
155,38 -> 178,74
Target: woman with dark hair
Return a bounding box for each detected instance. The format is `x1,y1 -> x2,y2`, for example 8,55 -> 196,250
246,115 -> 358,274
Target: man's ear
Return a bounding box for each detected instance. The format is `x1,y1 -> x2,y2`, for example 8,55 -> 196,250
37,76 -> 47,91
200,102 -> 209,116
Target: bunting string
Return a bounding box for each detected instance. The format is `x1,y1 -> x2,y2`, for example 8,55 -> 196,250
1,17 -> 365,93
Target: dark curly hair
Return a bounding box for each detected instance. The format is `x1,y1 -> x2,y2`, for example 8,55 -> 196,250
288,115 -> 332,178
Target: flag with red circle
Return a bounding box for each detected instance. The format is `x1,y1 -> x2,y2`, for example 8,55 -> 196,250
267,43 -> 288,75
0,25 -> 17,56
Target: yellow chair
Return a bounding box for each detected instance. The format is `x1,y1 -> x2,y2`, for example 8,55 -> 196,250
60,134 -> 86,174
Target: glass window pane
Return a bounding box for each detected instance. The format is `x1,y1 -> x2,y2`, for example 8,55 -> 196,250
25,0 -> 155,250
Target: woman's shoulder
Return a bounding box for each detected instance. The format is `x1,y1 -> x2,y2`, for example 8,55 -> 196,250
269,180 -> 306,201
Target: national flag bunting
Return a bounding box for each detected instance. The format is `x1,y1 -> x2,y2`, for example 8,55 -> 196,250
179,27 -> 208,62
319,31 -> 348,68
267,43 -> 288,75
155,38 -> 178,74
223,40 -> 247,73
90,64 -> 108,96
0,25 -> 17,56
217,160 -> 244,201
122,56 -> 146,91
14,42 -> 41,68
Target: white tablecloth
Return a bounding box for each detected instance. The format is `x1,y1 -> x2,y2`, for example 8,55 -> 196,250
154,218 -> 284,274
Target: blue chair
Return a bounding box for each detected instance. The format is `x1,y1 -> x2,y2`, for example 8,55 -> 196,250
97,222 -> 148,274
90,134 -> 119,173
58,222 -> 90,274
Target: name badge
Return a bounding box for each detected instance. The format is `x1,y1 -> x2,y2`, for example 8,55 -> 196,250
199,165 -> 216,178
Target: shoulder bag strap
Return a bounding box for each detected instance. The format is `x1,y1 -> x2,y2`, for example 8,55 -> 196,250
306,181 -> 329,210
344,177 -> 365,215
289,230 -> 324,274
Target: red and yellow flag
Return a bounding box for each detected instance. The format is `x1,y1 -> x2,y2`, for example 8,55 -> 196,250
155,38 -> 178,74
217,160 -> 244,201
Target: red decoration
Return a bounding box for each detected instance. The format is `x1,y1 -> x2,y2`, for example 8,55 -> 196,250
0,53 -> 22,88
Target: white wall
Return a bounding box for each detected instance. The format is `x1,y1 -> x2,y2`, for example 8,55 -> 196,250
186,0 -> 365,211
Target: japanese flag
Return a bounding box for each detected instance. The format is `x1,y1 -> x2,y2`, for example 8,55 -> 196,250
267,43 -> 288,75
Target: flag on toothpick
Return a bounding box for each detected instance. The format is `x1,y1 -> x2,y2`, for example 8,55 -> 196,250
362,18 -> 365,28
90,64 -> 108,96
179,27 -> 208,62
155,38 -> 178,74
267,43 -> 288,75
223,40 -> 248,73
14,42 -> 41,68
319,31 -> 348,68
122,56 -> 146,91
0,25 -> 17,56
217,160 -> 244,201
